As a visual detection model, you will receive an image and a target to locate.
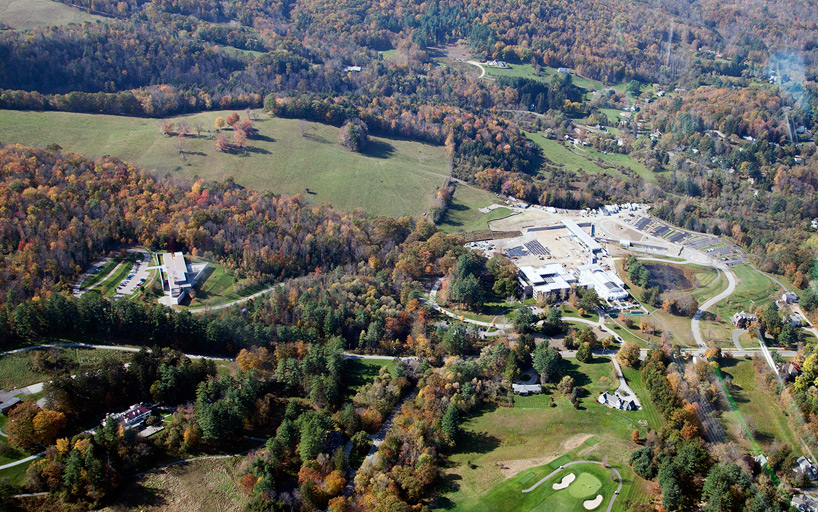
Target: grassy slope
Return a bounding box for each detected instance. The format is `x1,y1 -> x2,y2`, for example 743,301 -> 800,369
0,110 -> 450,218
0,0 -> 102,29
0,348 -> 133,389
438,358 -> 653,510
439,185 -> 508,234
98,457 -> 251,512
719,358 -> 801,455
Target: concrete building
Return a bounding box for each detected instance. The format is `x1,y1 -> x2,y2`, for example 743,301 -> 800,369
518,264 -> 576,302
562,219 -> 603,254
577,264 -> 628,301
159,252 -> 208,305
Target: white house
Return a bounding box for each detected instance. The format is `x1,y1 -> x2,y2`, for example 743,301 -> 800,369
795,456 -> 818,482
783,291 -> 799,304
597,392 -> 638,411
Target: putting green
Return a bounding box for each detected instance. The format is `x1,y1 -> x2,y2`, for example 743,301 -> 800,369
568,472 -> 602,498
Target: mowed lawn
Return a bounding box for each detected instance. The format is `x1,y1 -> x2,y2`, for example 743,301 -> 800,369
437,357 -> 654,511
462,457 -> 622,512
718,358 -> 802,454
0,110 -> 451,217
0,0 -> 102,29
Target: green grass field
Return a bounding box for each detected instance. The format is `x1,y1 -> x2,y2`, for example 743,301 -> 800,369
0,0 -> 103,29
342,358 -> 396,402
437,357 -> 654,510
438,185 -> 507,234
79,258 -> 120,291
456,459 -> 621,512
719,358 -> 802,454
0,458 -> 32,486
0,110 -> 451,218
178,259 -> 274,309
0,347 -> 133,389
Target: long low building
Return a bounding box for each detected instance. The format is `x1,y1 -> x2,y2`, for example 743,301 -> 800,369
562,218 -> 603,253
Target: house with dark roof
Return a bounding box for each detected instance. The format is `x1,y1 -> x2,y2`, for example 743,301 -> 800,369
731,311 -> 757,328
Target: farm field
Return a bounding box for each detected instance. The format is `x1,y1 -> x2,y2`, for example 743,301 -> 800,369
98,457 -> 252,512
439,185 -> 509,234
0,0 -> 103,29
718,358 -> 803,455
437,357 -> 654,511
0,110 -> 451,218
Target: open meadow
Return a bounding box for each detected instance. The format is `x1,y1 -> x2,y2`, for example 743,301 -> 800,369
436,357 -> 655,511
0,110 -> 451,217
0,0 -> 103,29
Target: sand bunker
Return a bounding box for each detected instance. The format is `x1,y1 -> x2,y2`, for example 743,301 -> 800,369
583,494 -> 603,510
552,473 -> 576,490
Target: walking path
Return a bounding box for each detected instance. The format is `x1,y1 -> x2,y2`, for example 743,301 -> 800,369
185,283 -> 284,313
343,388 -> 418,496
521,460 -> 622,512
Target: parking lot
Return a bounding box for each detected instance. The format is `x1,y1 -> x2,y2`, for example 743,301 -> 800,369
113,251 -> 153,299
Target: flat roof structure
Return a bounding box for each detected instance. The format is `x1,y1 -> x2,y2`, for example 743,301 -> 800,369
518,264 -> 577,301
578,263 -> 628,301
166,252 -> 190,291
562,218 -> 603,253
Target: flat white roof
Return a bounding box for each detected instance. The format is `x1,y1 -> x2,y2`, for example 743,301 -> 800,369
562,219 -> 603,252
165,252 -> 189,290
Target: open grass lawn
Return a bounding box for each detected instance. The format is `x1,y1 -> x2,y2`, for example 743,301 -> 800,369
179,259 -> 273,309
437,358 -> 654,510
0,110 -> 451,218
584,148 -> 657,184
0,458 -> 32,486
718,358 -> 802,455
711,265 -> 778,321
525,133 -> 607,174
0,0 -> 103,29
438,185 -> 508,234
456,458 -> 624,512
98,457 -> 252,512
0,347 -> 132,390
561,305 -> 600,323
342,358 -> 396,402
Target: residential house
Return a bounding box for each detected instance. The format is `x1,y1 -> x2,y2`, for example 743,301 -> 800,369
795,456 -> 818,482
597,392 -> 638,411
730,311 -> 757,328
783,291 -> 799,304
102,403 -> 152,429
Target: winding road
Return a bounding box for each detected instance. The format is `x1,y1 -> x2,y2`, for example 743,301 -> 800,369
691,265 -> 737,348
521,460 -> 622,512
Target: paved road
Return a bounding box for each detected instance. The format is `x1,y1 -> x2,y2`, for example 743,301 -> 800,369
466,60 -> 486,78
692,265 -> 737,348
521,460 -> 623,512
731,329 -> 748,351
609,355 -> 640,408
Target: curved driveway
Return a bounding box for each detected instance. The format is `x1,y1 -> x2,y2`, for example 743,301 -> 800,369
521,460 -> 623,512
691,266 -> 737,348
